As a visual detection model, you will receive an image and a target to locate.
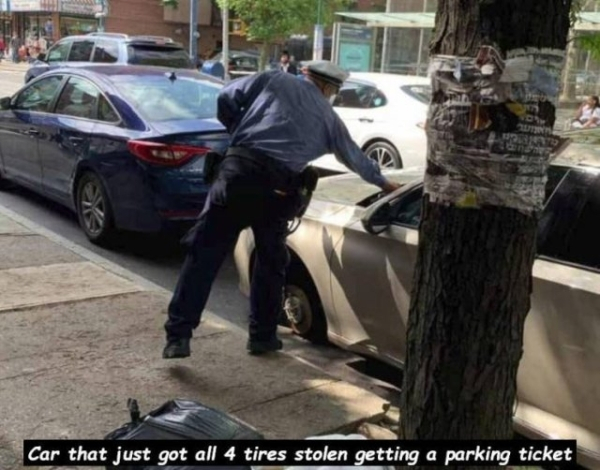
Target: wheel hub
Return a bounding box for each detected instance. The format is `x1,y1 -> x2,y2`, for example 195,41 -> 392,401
81,181 -> 105,235
368,147 -> 395,168
283,294 -> 304,325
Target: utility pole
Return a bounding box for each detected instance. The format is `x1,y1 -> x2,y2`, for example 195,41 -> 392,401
380,0 -> 392,72
94,0 -> 107,33
189,0 -> 199,63
221,0 -> 230,81
415,0 -> 428,75
312,0 -> 324,60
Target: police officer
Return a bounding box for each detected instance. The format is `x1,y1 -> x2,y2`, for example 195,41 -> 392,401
163,60 -> 401,359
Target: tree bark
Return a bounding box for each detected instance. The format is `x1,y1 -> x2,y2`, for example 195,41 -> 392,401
259,40 -> 270,71
399,0 -> 573,459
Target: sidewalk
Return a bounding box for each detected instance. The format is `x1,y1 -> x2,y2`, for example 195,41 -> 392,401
0,61 -> 29,73
0,204 -> 387,470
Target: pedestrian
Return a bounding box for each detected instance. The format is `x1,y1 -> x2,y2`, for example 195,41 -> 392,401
10,35 -> 21,63
0,37 -> 5,62
571,95 -> 600,129
278,50 -> 297,75
163,60 -> 401,359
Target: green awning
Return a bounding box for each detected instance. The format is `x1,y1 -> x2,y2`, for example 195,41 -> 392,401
335,11 -> 600,31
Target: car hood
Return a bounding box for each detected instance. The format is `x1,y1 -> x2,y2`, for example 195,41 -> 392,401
313,167 -> 425,206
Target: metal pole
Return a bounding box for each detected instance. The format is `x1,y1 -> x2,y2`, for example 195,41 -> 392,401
222,0 -> 229,81
312,0 -> 323,60
380,0 -> 392,73
416,0 -> 427,76
189,0 -> 198,63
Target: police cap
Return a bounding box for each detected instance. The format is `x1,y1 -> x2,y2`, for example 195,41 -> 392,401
305,60 -> 349,87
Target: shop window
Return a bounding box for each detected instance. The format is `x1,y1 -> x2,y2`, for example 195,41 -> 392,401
93,39 -> 119,64
68,40 -> 95,62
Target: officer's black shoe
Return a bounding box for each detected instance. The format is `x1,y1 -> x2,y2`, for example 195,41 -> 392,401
163,338 -> 191,359
247,339 -> 283,355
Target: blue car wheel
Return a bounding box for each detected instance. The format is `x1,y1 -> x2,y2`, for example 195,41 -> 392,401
76,172 -> 117,245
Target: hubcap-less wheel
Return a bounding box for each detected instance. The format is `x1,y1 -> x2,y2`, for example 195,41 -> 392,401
80,180 -> 106,236
367,146 -> 396,168
283,285 -> 313,336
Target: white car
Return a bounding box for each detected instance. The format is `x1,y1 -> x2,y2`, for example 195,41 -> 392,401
313,72 -> 431,173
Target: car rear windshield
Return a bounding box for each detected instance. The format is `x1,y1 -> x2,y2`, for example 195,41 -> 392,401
111,74 -> 221,122
126,45 -> 192,68
401,84 -> 431,104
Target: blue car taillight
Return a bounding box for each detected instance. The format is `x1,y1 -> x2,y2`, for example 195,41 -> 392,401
127,140 -> 209,167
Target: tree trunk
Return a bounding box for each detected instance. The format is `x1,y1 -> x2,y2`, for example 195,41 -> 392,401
399,0 -> 572,456
259,40 -> 269,71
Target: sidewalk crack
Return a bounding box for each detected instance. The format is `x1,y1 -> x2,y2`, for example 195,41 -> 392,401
228,379 -> 341,413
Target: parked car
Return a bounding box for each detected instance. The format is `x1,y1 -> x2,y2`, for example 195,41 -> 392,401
0,65 -> 228,244
210,50 -> 260,79
234,162 -> 600,468
313,72 -> 431,173
24,33 -> 194,83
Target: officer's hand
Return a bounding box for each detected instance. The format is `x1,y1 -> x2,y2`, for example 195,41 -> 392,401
381,180 -> 401,193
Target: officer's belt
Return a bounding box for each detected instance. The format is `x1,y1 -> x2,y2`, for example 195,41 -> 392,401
225,146 -> 302,194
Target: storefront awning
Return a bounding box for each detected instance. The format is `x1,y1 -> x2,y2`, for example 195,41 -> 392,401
335,11 -> 600,32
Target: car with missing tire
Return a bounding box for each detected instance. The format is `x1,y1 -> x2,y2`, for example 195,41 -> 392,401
0,65 -> 227,245
25,32 -> 194,83
313,72 -> 430,173
233,162 -> 600,468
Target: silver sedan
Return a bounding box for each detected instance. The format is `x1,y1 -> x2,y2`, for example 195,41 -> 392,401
234,162 -> 600,469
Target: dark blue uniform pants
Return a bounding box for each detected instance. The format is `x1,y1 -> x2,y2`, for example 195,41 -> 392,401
165,155 -> 301,343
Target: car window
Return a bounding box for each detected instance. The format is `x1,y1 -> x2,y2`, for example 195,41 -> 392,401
67,40 -> 95,62
98,95 -> 120,123
13,75 -> 64,112
390,165 -> 572,229
55,77 -> 100,119
47,41 -> 71,63
126,45 -> 192,68
537,168 -> 600,270
110,74 -> 220,122
333,83 -> 385,109
401,85 -> 432,105
92,39 -> 119,63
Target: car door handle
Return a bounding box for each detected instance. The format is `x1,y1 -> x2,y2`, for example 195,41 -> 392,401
68,136 -> 85,145
359,117 -> 373,123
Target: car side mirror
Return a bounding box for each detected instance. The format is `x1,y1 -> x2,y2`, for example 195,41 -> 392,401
36,52 -> 47,62
0,97 -> 12,110
361,200 -> 393,235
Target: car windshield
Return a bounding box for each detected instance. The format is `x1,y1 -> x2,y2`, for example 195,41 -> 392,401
110,74 -> 221,122
314,168 -> 425,206
401,84 -> 431,104
127,45 -> 192,68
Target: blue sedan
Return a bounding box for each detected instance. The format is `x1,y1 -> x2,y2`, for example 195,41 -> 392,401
0,65 -> 229,245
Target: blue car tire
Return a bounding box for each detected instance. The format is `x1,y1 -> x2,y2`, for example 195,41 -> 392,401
76,171 -> 116,245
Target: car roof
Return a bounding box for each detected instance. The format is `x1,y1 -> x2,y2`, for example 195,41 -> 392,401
38,65 -> 224,86
60,33 -> 182,47
348,72 -> 431,87
319,161 -> 599,195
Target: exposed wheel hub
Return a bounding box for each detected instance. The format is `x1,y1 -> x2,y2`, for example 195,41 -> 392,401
80,181 -> 105,236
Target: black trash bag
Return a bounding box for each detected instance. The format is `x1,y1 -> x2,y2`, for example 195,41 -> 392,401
105,398 -> 263,470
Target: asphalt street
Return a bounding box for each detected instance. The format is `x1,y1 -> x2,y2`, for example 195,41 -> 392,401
0,65 -> 403,402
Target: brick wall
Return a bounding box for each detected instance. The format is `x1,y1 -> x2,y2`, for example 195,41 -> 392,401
104,0 -> 251,58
